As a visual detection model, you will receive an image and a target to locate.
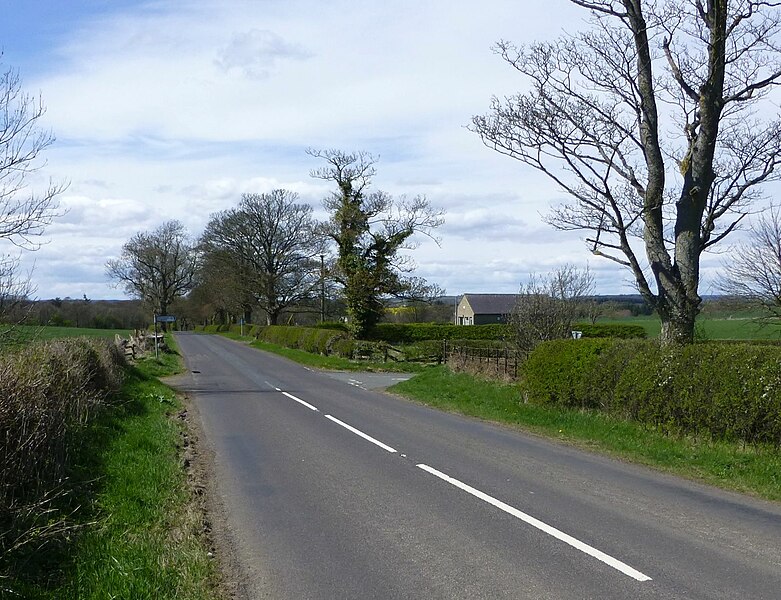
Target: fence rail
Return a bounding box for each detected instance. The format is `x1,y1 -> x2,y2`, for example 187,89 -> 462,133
444,341 -> 525,380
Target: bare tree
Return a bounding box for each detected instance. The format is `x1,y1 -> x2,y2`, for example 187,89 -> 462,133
472,1 -> 781,345
190,248 -> 254,325
0,255 -> 34,323
511,264 -> 595,352
106,220 -> 198,322
719,205 -> 781,319
200,190 -> 324,326
309,149 -> 444,338
0,62 -> 64,327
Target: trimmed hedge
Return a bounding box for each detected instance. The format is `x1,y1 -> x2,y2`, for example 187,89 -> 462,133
365,322 -> 646,343
520,339 -> 781,446
249,325 -> 347,355
367,323 -> 512,343
313,321 -> 350,332
198,321 -> 646,343
573,323 -> 647,339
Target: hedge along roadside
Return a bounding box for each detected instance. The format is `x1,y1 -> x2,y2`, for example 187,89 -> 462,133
0,338 -> 126,571
197,321 -> 646,344
198,324 -> 350,356
520,339 -> 781,447
365,322 -> 646,343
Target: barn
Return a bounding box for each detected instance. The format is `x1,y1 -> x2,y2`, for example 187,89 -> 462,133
455,294 -> 519,325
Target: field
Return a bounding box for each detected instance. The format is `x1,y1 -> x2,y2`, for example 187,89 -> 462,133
0,324 -> 133,349
597,315 -> 781,341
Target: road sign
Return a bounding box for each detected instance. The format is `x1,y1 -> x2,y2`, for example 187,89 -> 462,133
155,315 -> 176,323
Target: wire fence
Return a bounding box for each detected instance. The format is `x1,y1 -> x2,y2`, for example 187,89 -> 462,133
444,341 -> 526,381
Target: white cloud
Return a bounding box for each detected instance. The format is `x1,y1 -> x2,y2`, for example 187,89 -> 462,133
215,29 -> 313,79
6,1 -> 658,299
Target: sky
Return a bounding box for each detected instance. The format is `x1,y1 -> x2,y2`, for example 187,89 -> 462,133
0,0 -> 766,300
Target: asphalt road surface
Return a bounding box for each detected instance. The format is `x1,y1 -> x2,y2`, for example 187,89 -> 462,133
173,332 -> 781,599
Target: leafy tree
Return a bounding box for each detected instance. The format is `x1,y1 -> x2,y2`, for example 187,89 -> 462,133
200,190 -> 323,326
472,0 -> 781,345
106,220 -> 198,323
188,248 -> 252,325
309,149 -> 444,338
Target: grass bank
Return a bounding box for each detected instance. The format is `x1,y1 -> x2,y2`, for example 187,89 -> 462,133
389,367 -> 781,502
218,330 -> 428,372
4,337 -> 218,599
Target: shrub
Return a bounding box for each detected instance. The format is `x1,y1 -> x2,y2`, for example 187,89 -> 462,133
314,321 -> 350,332
365,322 -> 644,344
612,343 -> 781,444
0,338 -> 126,561
573,323 -> 647,339
520,338 -> 781,446
401,340 -> 445,362
367,323 -> 511,343
331,338 -> 357,358
520,338 -> 619,408
252,325 -> 347,356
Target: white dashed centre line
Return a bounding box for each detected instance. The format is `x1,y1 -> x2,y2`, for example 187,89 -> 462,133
416,463 -> 652,582
324,415 -> 398,453
274,385 -> 650,583
281,391 -> 319,412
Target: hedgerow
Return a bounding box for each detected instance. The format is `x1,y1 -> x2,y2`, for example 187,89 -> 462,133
197,321 -> 645,343
366,323 -> 512,343
573,323 -> 647,339
365,322 -> 645,343
0,338 -> 126,567
251,325 -> 348,355
520,339 -> 781,446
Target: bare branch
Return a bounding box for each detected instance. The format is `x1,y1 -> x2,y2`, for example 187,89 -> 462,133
474,0 -> 781,344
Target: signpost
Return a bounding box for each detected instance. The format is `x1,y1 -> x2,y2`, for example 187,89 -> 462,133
153,315 -> 176,358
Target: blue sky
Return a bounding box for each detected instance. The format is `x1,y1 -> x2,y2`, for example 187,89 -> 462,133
0,0 -> 752,300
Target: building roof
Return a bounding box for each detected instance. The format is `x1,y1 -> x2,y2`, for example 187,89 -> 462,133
463,293 -> 519,315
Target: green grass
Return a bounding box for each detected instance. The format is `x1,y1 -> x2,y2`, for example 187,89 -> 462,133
696,317 -> 781,340
0,324 -> 133,351
5,335 -> 219,599
596,315 -> 781,340
390,367 -> 781,502
211,328 -> 781,499
217,331 -> 428,372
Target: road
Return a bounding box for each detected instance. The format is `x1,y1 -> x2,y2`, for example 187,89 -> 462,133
173,332 -> 781,599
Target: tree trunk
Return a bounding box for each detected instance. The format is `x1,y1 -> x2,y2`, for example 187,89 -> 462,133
657,292 -> 698,346
659,313 -> 695,346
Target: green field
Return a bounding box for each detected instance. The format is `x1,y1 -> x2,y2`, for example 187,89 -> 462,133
0,324 -> 133,350
596,315 -> 781,341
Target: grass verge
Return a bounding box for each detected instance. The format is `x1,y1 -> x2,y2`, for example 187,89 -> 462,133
208,329 -> 781,500
4,336 -> 218,599
390,367 -> 781,503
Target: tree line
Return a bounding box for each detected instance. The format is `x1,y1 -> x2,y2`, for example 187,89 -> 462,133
106,150 -> 444,338
4,1 -> 781,347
